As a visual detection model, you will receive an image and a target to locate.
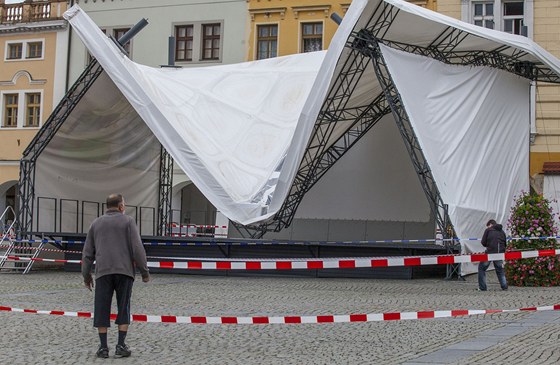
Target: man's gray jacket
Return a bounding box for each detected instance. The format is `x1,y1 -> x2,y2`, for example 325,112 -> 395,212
82,209 -> 149,282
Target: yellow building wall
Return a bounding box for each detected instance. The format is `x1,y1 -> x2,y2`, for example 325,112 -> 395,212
247,0 -> 345,60
247,0 -> 437,61
435,0 -> 461,19
0,165 -> 19,184
0,0 -> 67,195
532,1 -> 560,174
0,31 -> 59,181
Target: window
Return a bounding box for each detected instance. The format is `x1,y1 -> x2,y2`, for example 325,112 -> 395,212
5,39 -> 44,60
503,1 -> 524,34
3,94 -> 18,128
7,43 -> 23,60
466,1 -> 526,35
172,22 -> 223,63
202,24 -> 221,60
113,28 -> 132,54
25,93 -> 41,128
301,22 -> 323,53
256,24 -> 278,60
473,2 -> 494,29
175,25 -> 194,61
1,91 -> 42,129
26,42 -> 42,59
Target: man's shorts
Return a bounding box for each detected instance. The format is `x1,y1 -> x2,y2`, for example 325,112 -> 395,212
94,274 -> 134,328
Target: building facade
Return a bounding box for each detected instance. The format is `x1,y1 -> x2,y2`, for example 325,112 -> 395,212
68,0 -> 248,82
0,0 -> 68,223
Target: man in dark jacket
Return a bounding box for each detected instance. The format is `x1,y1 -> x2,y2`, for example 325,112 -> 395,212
478,219 -> 508,291
82,194 -> 150,358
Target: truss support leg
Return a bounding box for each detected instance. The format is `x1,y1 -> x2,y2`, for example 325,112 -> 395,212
360,31 -> 456,245
157,146 -> 174,236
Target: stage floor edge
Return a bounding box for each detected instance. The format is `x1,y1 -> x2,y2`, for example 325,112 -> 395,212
30,232 -> 457,279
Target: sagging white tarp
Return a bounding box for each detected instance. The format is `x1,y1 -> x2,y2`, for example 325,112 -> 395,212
380,44 -> 530,271
63,2 -> 368,226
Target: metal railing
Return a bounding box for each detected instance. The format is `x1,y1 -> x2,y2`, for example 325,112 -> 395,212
0,0 -> 66,24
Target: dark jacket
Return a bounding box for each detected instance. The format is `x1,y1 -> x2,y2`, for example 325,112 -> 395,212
481,224 -> 507,253
82,209 -> 149,282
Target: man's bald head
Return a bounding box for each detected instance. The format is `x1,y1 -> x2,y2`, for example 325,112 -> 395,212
106,194 -> 124,209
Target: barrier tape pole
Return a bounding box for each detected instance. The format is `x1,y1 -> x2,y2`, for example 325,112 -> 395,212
3,249 -> 560,270
1,304 -> 558,324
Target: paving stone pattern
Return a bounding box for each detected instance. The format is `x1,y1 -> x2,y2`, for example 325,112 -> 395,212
0,270 -> 559,364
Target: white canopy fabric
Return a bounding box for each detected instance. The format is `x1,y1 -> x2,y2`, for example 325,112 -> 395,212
62,0 -> 560,272
63,2 -> 366,226
380,44 -> 530,272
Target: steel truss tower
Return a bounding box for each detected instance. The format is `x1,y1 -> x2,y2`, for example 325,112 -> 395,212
18,59 -> 104,235
17,23 -> 173,237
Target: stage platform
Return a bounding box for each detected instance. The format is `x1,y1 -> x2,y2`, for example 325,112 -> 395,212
31,232 -> 459,280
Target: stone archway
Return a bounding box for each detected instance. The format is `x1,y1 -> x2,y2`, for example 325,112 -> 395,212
0,181 -> 17,224
170,178 -> 216,226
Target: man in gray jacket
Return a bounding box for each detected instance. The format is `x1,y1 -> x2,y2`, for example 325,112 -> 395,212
82,193 -> 150,359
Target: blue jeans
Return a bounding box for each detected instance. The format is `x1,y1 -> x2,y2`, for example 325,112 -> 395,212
478,260 -> 508,291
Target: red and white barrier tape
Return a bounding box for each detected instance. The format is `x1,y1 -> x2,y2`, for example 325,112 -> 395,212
1,304 -> 558,324
144,249 -> 560,270
170,233 -> 228,238
169,224 -> 227,229
3,249 -> 560,270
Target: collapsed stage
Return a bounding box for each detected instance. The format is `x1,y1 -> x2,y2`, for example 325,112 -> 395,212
13,0 -> 560,277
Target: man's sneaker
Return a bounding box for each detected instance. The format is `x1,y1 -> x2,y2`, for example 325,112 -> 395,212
96,346 -> 109,359
476,288 -> 487,291
115,344 -> 131,358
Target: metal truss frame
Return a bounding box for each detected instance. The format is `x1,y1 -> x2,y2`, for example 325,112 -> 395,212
358,30 -> 455,239
157,145 -> 174,236
17,59 -> 104,235
237,1 -> 557,241
233,48 -> 392,238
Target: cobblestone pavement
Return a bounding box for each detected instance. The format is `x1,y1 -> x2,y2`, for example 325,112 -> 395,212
0,269 -> 559,364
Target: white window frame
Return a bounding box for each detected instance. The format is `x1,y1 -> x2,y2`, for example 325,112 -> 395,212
298,20 -> 325,54
171,21 -> 224,65
4,39 -> 45,61
462,0 -> 533,38
0,89 -> 43,129
472,2 -> 495,30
